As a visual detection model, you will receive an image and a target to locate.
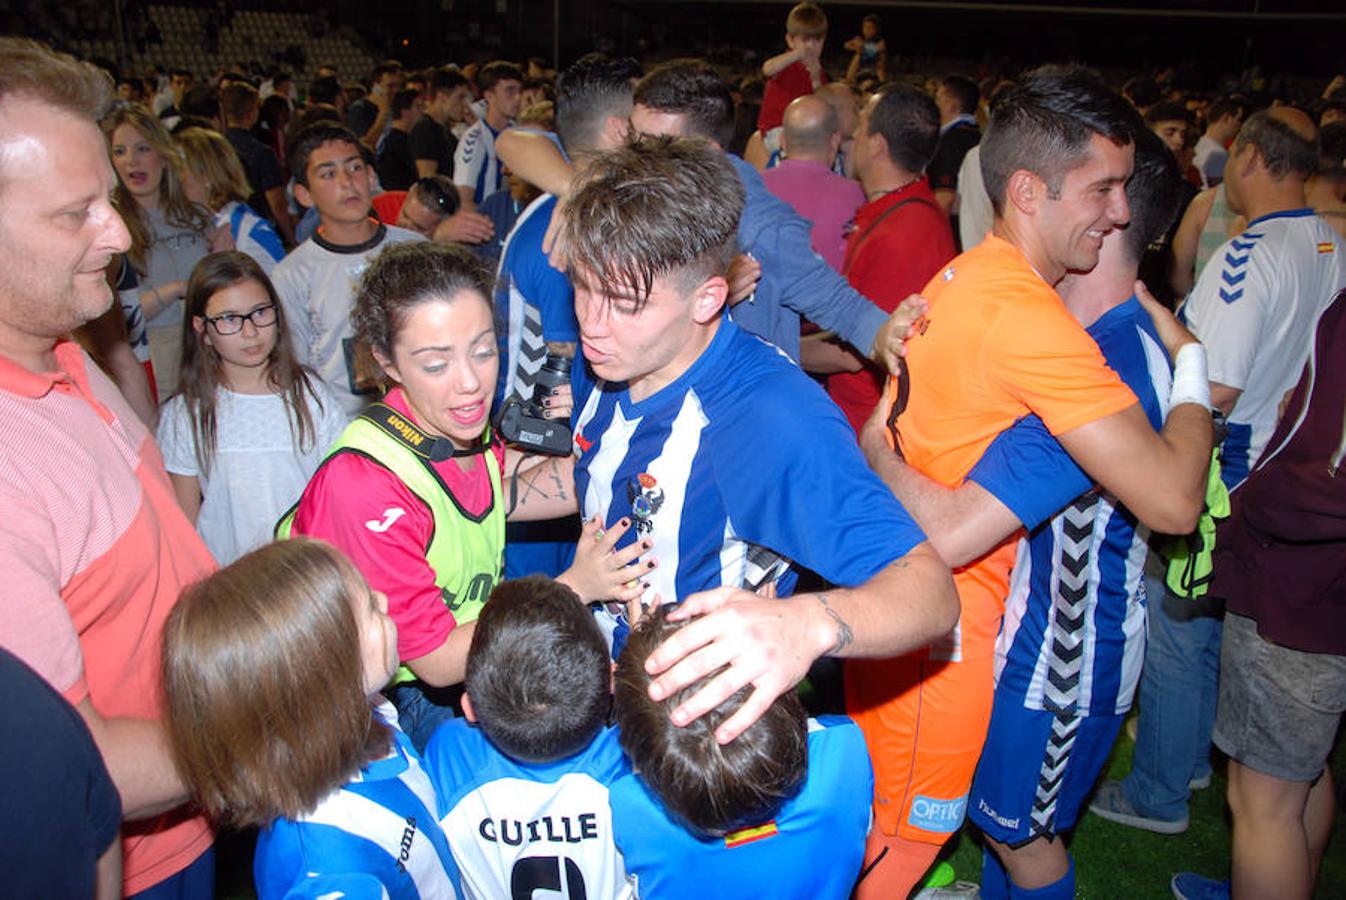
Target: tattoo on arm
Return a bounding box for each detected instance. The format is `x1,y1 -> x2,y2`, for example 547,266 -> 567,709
814,593 -> 854,656
507,455 -> 568,516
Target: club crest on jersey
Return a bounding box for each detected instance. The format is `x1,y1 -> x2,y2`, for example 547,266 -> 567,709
627,472 -> 664,535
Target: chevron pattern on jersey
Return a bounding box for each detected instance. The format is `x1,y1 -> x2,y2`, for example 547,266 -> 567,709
1032,494 -> 1098,836
1219,231 -> 1264,304
512,302 -> 546,403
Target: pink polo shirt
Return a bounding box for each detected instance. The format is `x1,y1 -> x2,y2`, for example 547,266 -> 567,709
0,341 -> 216,895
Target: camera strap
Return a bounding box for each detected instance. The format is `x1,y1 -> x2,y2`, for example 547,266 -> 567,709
359,402 -> 489,463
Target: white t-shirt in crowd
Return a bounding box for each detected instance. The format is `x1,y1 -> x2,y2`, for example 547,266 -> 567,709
157,381 -> 350,563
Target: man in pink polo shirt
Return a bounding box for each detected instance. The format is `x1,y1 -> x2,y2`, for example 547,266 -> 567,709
0,39 -> 217,897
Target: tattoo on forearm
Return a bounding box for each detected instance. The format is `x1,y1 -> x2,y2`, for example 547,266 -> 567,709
814,593 -> 854,656
507,456 -> 568,516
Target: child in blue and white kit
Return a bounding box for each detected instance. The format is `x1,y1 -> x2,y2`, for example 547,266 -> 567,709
160,538 -> 462,899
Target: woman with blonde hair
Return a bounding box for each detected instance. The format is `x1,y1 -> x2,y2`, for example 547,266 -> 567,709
176,127 -> 286,274
103,103 -> 226,396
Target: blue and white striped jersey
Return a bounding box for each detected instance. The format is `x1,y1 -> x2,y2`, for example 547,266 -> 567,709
969,297 -> 1171,716
424,721 -> 633,900
253,707 -> 461,900
493,193 -> 576,408
610,716 -> 872,900
218,200 -> 285,276
1179,209 -> 1346,490
453,120 -> 504,206
571,319 -> 926,651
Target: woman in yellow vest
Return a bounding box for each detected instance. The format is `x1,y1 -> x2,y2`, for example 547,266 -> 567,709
280,242 -> 650,749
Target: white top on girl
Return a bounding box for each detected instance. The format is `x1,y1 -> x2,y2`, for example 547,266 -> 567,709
159,384 -> 348,564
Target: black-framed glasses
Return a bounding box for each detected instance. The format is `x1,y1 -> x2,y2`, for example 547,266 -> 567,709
412,177 -> 458,215
205,304 -> 278,335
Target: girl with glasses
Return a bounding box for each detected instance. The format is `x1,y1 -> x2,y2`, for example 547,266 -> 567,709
157,251 -> 348,564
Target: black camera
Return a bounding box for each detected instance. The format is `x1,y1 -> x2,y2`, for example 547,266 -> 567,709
496,353 -> 573,455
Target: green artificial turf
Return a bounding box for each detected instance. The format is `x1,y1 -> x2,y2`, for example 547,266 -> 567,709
938,714 -> 1346,899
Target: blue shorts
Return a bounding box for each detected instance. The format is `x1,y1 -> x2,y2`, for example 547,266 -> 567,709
966,688 -> 1123,845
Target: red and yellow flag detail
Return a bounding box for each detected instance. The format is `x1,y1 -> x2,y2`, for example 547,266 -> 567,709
724,821 -> 778,848
1318,242 -> 1335,254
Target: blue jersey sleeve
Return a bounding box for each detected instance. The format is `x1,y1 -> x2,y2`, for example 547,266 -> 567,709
967,414 -> 1091,531
512,201 -> 577,343
711,361 -> 926,584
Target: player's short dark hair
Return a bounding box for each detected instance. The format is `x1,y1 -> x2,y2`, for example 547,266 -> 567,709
614,606 -> 808,837
561,136 -> 743,312
1318,122 -> 1346,179
1207,94 -> 1247,126
1121,127 -> 1184,265
181,84 -> 220,120
464,577 -> 612,763
408,174 -> 459,218
785,2 -> 828,37
1234,109 -> 1319,180
555,53 -> 642,153
370,61 -> 402,83
307,74 -> 340,106
391,88 -> 420,118
1144,100 -> 1191,128
1122,75 -> 1161,109
633,58 -> 735,149
288,121 -> 361,187
868,83 -> 940,173
219,81 -> 260,123
941,75 -> 980,115
478,60 -> 524,93
429,65 -> 469,98
981,65 -> 1139,215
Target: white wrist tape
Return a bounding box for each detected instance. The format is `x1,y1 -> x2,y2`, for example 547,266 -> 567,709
1169,342 -> 1211,411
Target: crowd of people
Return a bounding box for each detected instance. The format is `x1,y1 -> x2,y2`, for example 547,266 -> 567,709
1,1 -> 1344,898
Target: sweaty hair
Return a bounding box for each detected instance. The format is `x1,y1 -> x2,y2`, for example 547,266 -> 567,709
785,2 -> 828,37
353,240 -> 495,360
940,75 -> 980,116
632,58 -> 735,149
465,577 -> 612,763
161,539 -> 392,827
219,81 -> 260,124
980,65 -> 1139,216
1234,109 -> 1319,180
1121,127 -> 1184,265
560,136 -> 743,311
101,103 -> 212,275
176,127 -> 251,210
288,121 -> 361,188
614,606 -> 808,837
555,53 -> 642,154
0,37 -> 112,123
177,251 -> 325,474
867,83 -> 940,173
478,60 -> 524,94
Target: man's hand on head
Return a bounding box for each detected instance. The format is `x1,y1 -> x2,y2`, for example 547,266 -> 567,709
642,587 -> 833,745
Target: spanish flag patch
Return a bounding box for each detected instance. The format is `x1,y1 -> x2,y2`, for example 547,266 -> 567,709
724,821 -> 778,848
1319,242 -> 1335,254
